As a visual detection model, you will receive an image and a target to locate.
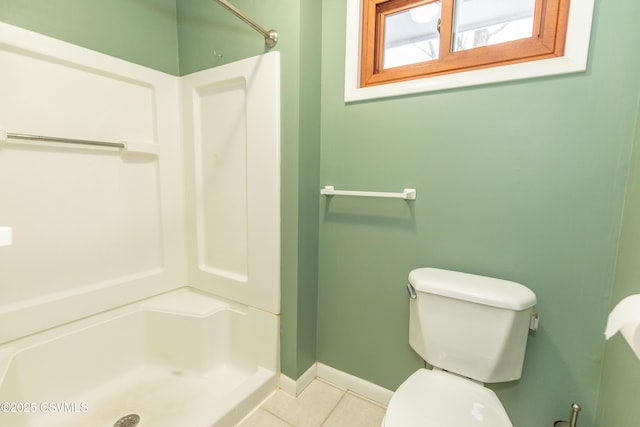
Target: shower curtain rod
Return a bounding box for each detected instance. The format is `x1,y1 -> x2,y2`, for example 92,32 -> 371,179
212,0 -> 278,48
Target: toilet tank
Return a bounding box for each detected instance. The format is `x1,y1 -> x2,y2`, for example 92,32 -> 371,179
408,268 -> 537,383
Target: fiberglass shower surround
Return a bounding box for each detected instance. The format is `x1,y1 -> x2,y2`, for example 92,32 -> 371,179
0,21 -> 280,427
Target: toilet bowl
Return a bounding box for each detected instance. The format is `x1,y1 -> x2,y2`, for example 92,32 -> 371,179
382,268 -> 537,427
383,369 -> 512,427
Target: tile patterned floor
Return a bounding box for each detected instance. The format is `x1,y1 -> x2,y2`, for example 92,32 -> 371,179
238,379 -> 387,427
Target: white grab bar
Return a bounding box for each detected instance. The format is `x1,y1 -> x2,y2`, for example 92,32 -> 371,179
320,185 -> 417,200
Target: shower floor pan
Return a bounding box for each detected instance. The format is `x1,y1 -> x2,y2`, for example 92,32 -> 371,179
0,288 -> 279,427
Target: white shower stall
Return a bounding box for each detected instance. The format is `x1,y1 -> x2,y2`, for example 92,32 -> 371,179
0,22 -> 280,427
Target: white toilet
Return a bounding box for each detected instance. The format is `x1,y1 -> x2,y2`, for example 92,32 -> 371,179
383,268 -> 537,426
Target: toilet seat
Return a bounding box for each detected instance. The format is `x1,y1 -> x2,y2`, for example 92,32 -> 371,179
383,368 -> 513,427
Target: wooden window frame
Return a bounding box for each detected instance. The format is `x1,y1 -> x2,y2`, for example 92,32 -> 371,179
360,0 -> 570,88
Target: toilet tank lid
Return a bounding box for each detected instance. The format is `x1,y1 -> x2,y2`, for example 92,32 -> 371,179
409,268 -> 536,310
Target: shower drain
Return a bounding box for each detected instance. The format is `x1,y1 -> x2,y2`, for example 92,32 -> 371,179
113,414 -> 141,427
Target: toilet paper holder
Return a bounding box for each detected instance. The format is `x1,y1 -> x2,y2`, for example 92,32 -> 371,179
553,403 -> 581,427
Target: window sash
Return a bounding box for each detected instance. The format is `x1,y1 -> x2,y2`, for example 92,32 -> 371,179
360,0 -> 570,88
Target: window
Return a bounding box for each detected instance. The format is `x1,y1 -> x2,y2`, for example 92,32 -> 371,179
344,0 -> 595,101
361,0 -> 569,87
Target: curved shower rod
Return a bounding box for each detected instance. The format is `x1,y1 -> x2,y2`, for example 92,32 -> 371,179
213,0 -> 278,48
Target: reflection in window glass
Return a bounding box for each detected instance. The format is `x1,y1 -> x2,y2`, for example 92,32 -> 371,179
452,0 -> 535,52
383,2 -> 441,69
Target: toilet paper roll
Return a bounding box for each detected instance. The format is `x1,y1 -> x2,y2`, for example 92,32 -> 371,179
604,294 -> 640,360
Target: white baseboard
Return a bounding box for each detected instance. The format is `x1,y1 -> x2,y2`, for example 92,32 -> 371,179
278,363 -> 317,397
317,363 -> 394,406
279,362 -> 394,406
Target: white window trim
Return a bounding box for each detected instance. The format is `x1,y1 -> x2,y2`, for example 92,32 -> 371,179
344,0 -> 596,102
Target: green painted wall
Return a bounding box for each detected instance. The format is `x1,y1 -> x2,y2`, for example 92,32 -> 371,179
294,0 -> 322,380
4,1 -> 640,425
596,99 -> 640,426
177,0 -> 321,379
318,1 -> 640,427
0,0 -> 179,75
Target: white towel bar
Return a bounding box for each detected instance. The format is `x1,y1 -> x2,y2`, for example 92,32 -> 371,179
320,185 -> 417,200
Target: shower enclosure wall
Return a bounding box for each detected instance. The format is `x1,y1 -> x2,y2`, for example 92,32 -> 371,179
0,22 -> 280,427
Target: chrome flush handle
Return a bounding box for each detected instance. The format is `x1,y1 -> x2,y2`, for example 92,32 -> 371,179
406,283 -> 417,299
